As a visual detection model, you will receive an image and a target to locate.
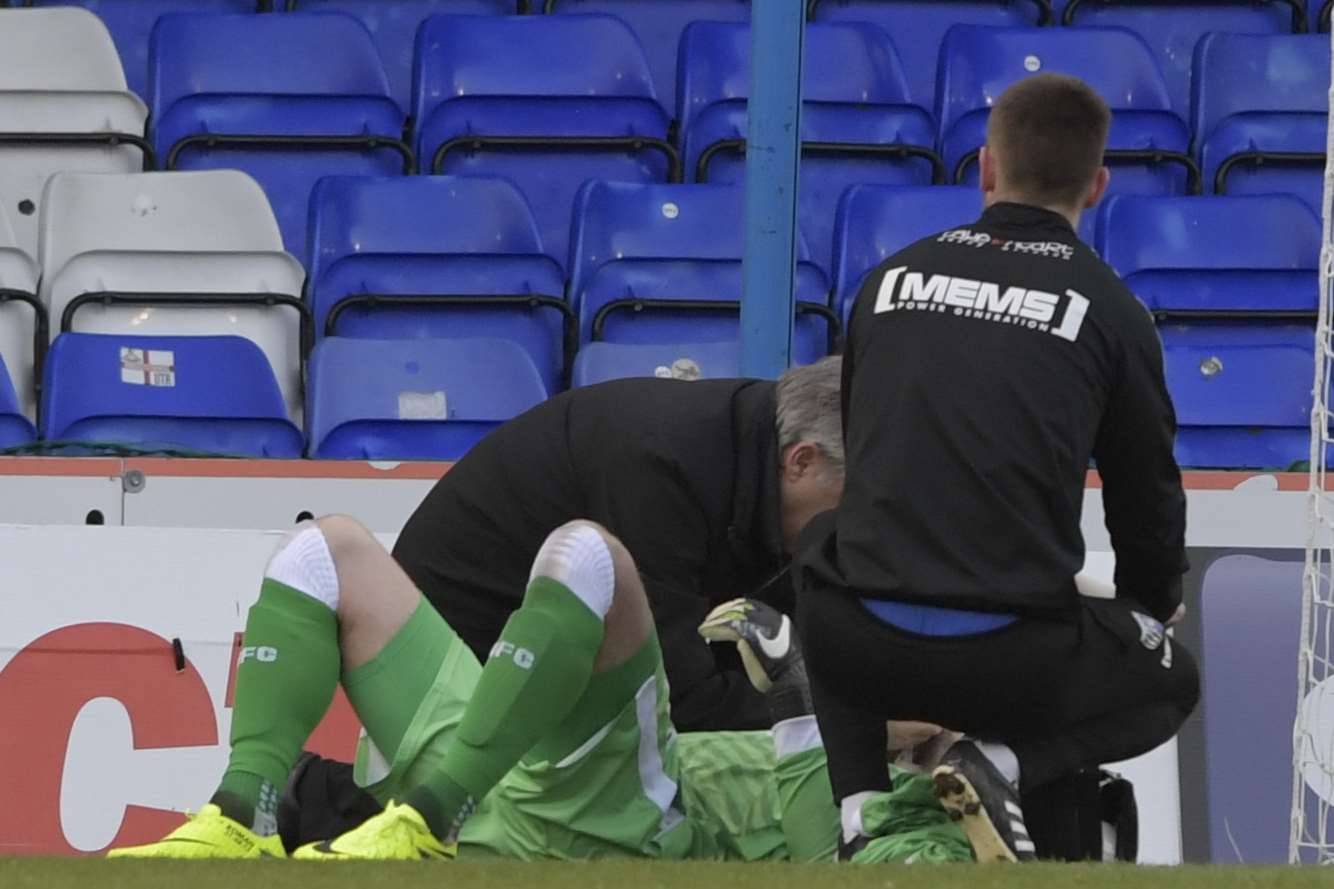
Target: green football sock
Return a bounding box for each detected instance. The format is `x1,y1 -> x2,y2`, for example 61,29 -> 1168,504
344,597 -> 458,767
212,578 -> 340,835
404,576 -> 604,841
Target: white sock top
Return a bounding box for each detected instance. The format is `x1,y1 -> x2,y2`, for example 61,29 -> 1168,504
266,524 -> 340,611
529,522 -> 616,619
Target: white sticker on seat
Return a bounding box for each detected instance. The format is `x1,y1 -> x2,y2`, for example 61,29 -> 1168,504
398,390 -> 447,420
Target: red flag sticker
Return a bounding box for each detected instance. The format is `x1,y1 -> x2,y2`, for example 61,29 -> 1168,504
119,348 -> 176,387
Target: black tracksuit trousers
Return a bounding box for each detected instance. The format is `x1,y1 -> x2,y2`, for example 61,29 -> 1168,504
797,585 -> 1200,800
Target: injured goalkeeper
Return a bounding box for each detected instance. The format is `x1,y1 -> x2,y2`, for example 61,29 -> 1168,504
110,515 -> 976,864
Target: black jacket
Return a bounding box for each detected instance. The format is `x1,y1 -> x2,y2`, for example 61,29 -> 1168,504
393,378 -> 791,731
803,202 -> 1186,622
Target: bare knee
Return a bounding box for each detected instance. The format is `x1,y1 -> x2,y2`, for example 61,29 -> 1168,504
310,514 -> 392,618
602,533 -> 640,602
598,531 -> 652,671
314,513 -> 377,559
297,515 -> 420,669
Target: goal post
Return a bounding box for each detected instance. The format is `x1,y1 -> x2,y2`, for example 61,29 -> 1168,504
1290,23 -> 1334,866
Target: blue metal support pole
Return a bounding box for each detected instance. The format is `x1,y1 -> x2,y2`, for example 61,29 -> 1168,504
740,0 -> 805,379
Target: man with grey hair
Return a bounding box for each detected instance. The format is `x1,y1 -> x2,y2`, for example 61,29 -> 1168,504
280,358 -> 845,850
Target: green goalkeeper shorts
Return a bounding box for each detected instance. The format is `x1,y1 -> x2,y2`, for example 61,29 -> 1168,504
351,602 -> 713,860
348,601 -> 970,863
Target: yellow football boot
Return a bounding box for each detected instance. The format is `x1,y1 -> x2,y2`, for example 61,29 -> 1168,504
293,801 -> 456,861
107,804 -> 285,859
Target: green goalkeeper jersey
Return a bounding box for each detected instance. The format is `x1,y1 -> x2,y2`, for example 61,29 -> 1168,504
673,730 -> 973,864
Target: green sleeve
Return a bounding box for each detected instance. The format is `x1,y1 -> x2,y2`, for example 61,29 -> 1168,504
851,767 -> 975,864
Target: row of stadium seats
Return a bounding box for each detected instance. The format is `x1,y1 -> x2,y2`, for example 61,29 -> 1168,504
2,332 -> 746,459
0,168 -> 1320,468
1,8 -> 1326,265
1,167 -> 1317,395
5,314 -> 1317,467
6,0 -> 1329,115
0,333 -> 554,459
0,170 -> 836,420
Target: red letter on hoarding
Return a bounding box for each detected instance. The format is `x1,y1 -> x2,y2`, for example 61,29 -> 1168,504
0,623 -> 217,855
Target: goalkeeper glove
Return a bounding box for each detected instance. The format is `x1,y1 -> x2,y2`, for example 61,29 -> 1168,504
698,598 -> 812,723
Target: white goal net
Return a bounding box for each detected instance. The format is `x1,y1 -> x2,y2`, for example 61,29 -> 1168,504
1290,24 -> 1334,866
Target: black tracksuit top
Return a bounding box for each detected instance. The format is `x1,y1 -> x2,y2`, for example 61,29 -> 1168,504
806,202 -> 1187,622
392,377 -> 790,731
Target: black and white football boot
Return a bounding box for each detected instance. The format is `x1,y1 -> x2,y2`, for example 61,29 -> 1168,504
697,598 -> 812,722
932,740 -> 1036,863
836,833 -> 871,863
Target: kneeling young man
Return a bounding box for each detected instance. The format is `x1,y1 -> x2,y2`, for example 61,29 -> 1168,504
110,514 -> 974,864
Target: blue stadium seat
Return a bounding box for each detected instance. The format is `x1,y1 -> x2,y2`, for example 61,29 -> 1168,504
1062,0 -> 1301,120
0,352 -> 36,450
937,25 -> 1196,242
413,14 -> 675,269
38,169 -> 309,423
568,181 -> 835,363
1164,325 -> 1315,470
41,333 -> 303,457
26,0 -> 260,100
285,1 -> 518,113
307,337 -> 548,460
306,175 -> 570,392
808,0 -> 1049,110
546,0 -> 749,119
679,21 -> 939,269
831,185 -> 983,321
1096,194 -> 1320,313
1097,194 -> 1320,469
150,12 -> 412,254
1193,33 -> 1329,215
572,340 -> 741,386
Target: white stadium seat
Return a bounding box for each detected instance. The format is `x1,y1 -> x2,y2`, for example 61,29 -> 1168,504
38,170 -> 307,421
0,7 -> 150,260
0,204 -> 41,420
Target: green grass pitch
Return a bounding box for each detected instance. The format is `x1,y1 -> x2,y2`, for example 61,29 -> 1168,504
4,859 -> 1332,889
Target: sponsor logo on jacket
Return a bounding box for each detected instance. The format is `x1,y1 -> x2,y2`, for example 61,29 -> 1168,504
873,266 -> 1090,342
937,228 -> 1075,260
